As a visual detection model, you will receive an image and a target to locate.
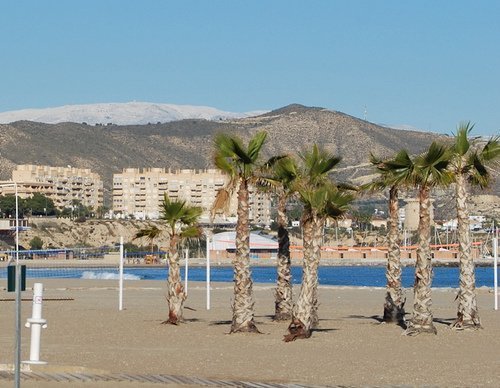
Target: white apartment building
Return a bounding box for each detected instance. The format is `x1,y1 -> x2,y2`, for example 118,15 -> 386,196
112,168 -> 271,225
10,165 -> 104,211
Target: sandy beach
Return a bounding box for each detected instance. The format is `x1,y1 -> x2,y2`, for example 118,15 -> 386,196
1,277 -> 499,387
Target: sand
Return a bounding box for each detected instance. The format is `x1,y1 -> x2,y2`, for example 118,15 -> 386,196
1,277 -> 499,387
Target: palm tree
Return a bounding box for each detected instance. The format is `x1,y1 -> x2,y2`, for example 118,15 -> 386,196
134,225 -> 161,254
212,131 -> 268,333
448,122 -> 500,330
283,145 -> 355,341
260,156 -> 298,320
368,150 -> 415,325
404,142 -> 454,336
160,194 -> 202,324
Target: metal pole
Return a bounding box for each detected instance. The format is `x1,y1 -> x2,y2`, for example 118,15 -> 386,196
14,183 -> 21,388
119,237 -> 124,311
184,248 -> 189,295
206,234 -> 210,310
494,237 -> 498,311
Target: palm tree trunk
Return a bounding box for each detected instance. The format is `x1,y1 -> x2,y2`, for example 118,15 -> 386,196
284,213 -> 320,341
451,172 -> 481,330
231,179 -> 259,333
164,235 -> 185,324
310,217 -> 323,329
274,192 -> 293,321
383,186 -> 405,324
405,186 -> 437,335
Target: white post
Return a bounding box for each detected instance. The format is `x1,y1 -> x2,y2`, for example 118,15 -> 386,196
206,234 -> 211,310
119,236 -> 124,311
24,283 -> 47,364
14,183 -> 21,388
184,248 -> 189,295
494,237 -> 498,311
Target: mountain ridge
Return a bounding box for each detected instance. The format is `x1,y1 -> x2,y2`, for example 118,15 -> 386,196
0,104 -> 497,209
0,101 -> 267,125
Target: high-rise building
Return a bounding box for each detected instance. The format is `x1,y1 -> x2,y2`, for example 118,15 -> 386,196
9,165 -> 104,211
112,168 -> 271,225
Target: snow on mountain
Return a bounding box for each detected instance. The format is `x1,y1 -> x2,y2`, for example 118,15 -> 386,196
0,102 -> 266,125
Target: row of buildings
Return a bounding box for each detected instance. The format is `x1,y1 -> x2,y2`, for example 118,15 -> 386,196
0,165 -> 271,225
1,164 -> 489,231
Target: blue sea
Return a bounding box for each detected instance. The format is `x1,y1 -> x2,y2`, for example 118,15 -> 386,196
1,265 -> 497,288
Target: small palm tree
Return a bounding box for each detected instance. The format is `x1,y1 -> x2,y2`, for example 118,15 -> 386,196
160,194 -> 202,324
449,122 -> 500,330
212,130 -> 268,333
404,142 -> 454,336
368,150 -> 415,325
134,225 -> 161,254
283,145 -> 355,341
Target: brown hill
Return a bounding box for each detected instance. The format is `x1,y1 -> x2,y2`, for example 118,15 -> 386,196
0,104 -> 496,207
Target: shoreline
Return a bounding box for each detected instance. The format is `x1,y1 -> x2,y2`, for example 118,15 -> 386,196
5,256 -> 496,268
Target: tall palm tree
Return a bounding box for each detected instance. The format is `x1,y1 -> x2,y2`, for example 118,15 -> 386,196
368,150 -> 415,325
448,122 -> 500,330
260,156 -> 298,321
404,142 -> 454,336
212,131 -> 268,333
160,194 -> 202,324
283,145 -> 355,341
134,225 -> 161,254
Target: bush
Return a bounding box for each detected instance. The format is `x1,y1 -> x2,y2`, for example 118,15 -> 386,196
29,236 -> 44,250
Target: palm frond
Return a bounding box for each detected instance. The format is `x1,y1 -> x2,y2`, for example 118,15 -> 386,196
247,131 -> 267,162
134,225 -> 162,240
230,137 -> 253,164
160,193 -> 202,236
480,136 -> 500,162
452,121 -> 474,156
214,154 -> 237,176
180,225 -> 203,240
414,142 -> 452,187
214,133 -> 239,158
468,151 -> 491,189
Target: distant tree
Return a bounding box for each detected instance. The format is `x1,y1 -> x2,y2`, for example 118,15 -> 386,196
123,242 -> 142,253
66,199 -> 92,219
29,236 -> 44,250
0,195 -> 27,218
24,193 -> 56,216
96,206 -> 109,219
134,225 -> 161,254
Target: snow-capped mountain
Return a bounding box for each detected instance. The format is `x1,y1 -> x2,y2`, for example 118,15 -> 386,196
0,102 -> 266,125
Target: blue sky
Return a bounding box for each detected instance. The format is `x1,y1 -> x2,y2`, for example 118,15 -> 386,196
1,1 -> 499,135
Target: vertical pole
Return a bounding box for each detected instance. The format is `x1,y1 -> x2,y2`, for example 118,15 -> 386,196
119,236 -> 124,311
24,282 -> 47,364
206,234 -> 210,310
494,237 -> 498,311
184,248 -> 189,295
14,184 -> 21,388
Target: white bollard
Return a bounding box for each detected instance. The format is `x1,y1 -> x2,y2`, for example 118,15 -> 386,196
24,283 -> 47,364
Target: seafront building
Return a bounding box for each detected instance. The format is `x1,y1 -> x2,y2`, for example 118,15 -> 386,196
2,164 -> 104,211
112,168 -> 271,225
